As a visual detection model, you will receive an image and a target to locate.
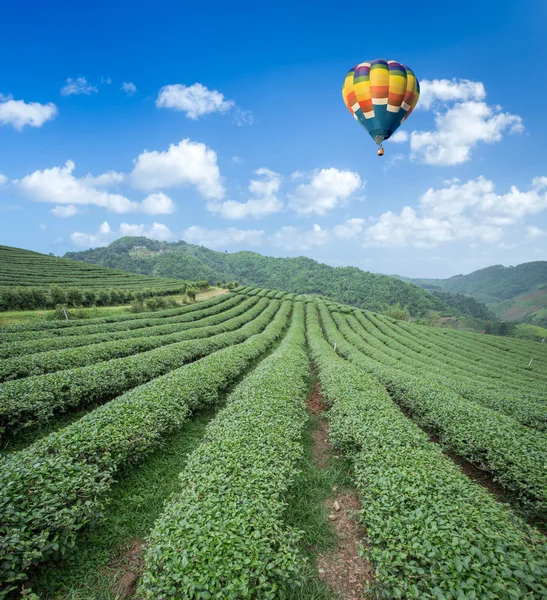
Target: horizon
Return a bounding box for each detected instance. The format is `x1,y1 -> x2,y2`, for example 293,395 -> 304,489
10,235 -> 546,282
1,1 -> 546,278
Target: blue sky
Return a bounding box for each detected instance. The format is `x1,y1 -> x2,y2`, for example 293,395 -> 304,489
1,0 -> 546,278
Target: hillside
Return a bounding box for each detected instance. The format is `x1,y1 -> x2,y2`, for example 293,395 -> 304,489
1,287 -> 546,598
0,244 -> 190,291
402,261 -> 547,305
492,287 -> 547,327
64,237 -> 492,318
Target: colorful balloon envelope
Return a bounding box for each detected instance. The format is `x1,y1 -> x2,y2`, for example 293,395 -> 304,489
342,59 -> 420,155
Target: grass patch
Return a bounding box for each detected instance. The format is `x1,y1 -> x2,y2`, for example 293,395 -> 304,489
0,288 -> 226,326
285,410 -> 353,600
25,410 -> 215,600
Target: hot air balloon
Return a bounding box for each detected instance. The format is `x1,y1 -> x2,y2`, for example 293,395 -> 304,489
342,59 -> 420,156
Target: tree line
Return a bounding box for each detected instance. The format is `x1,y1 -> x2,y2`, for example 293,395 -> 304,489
0,281 -> 211,312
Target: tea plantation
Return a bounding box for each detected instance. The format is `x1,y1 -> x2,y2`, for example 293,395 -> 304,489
0,286 -> 546,599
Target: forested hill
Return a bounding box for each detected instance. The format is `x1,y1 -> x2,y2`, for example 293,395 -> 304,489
64,237 -> 491,318
400,261 -> 547,305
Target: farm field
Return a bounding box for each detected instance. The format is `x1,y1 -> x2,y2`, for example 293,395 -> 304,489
0,245 -> 191,291
1,287 -> 546,599
0,287 -> 227,327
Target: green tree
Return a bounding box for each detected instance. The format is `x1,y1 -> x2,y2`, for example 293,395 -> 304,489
67,288 -> 84,307
383,303 -> 410,321
49,284 -> 67,307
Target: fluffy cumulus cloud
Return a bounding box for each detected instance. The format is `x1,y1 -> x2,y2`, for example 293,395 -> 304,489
156,83 -> 234,119
420,176 -> 547,225
50,204 -> 82,218
16,160 -> 176,215
182,225 -> 264,249
121,82 -> 137,96
332,218 -> 366,239
389,130 -> 408,143
411,101 -> 523,166
0,95 -> 58,130
83,170 -> 125,188
208,168 -> 283,219
130,139 -> 224,198
270,224 -> 330,251
71,221 -> 173,247
61,77 -> 98,96
139,192 -> 176,215
288,168 -> 362,216
526,226 -> 546,239
0,173 -> 7,185
418,79 -> 486,111
364,176 -> 547,248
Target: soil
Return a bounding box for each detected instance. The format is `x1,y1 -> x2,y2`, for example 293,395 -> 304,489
311,420 -> 331,468
307,380 -> 325,415
428,433 -> 508,502
306,374 -> 376,599
110,539 -> 145,599
317,492 -> 375,600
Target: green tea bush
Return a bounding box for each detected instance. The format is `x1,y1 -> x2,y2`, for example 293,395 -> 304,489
140,302 -> 309,599
0,299 -> 278,437
0,302 -> 292,595
307,302 -> 547,599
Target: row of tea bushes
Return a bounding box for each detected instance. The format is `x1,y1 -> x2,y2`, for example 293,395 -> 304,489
0,301 -> 292,595
308,301 -> 547,599
140,302 -> 309,598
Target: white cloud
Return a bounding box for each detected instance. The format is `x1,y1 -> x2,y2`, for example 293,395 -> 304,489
364,176 -> 547,248
411,101 -> 523,166
421,176 -> 547,225
232,156 -> 243,164
83,170 -> 125,187
232,108 -> 255,126
0,95 -> 58,130
130,139 -> 224,198
288,168 -> 362,216
332,218 -> 366,239
418,79 -> 486,110
365,207 -> 454,248
156,83 -> 234,119
16,160 -> 176,215
121,82 -> 137,96
0,173 -> 7,185
17,161 -> 139,213
208,168 -> 282,219
61,77 -> 98,96
140,192 -> 176,215
182,225 -> 264,249
526,226 -> 546,239
270,224 -> 330,251
498,242 -> 517,250
119,222 -> 173,239
389,130 -> 408,143
50,204 -> 82,218
71,221 -> 173,247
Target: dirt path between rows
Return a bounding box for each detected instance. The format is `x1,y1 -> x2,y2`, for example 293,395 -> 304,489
109,539 -> 144,599
305,378 -> 375,600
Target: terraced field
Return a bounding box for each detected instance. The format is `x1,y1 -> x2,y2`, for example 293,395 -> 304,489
1,288 -> 546,599
0,245 -> 188,291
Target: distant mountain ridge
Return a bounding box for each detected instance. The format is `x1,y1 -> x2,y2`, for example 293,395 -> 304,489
64,236 -> 492,318
398,261 -> 547,326
399,262 -> 547,304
